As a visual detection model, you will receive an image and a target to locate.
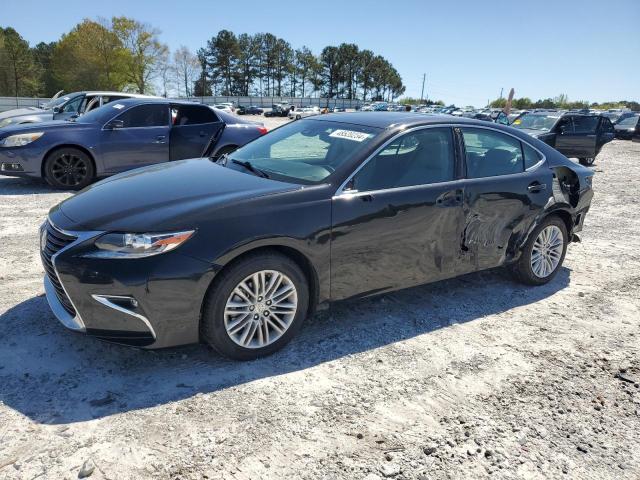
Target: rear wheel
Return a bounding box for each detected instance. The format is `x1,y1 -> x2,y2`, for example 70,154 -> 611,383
44,147 -> 95,190
579,157 -> 595,166
511,216 -> 568,285
201,252 -> 309,360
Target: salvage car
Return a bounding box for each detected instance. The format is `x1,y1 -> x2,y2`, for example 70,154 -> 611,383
614,113 -> 640,140
0,99 -> 267,189
511,112 -> 615,165
237,105 -> 264,115
264,104 -> 292,117
0,91 -> 154,128
40,112 -> 593,359
288,106 -> 320,120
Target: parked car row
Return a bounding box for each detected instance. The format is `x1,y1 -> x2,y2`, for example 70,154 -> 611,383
0,91 -> 156,128
0,98 -> 268,189
510,111 -> 615,165
288,106 -> 320,120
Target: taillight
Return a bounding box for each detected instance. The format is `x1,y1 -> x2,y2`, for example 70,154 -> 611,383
258,126 -> 268,135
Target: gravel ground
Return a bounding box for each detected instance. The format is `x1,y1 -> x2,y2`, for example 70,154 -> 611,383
0,133 -> 638,480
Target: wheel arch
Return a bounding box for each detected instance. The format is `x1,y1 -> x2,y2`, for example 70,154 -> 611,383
200,243 -> 321,325
508,207 -> 575,263
41,144 -> 98,178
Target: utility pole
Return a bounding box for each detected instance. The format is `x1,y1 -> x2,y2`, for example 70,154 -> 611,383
420,73 -> 426,104
499,87 -> 504,99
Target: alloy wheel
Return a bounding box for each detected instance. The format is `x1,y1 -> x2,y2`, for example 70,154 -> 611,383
224,270 -> 298,349
51,153 -> 88,187
531,225 -> 564,278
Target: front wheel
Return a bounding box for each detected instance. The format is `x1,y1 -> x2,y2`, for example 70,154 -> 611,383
43,147 -> 95,190
201,252 -> 309,360
579,157 -> 595,166
511,216 -> 568,285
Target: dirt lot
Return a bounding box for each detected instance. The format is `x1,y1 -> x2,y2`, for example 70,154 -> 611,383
0,130 -> 639,480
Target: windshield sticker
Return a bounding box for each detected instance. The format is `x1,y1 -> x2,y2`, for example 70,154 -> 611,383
112,104 -> 125,110
329,129 -> 371,142
513,119 -> 521,124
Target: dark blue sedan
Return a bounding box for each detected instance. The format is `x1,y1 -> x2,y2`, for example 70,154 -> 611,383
0,98 -> 267,189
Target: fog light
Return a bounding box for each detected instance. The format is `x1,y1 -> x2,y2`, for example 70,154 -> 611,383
0,163 -> 24,172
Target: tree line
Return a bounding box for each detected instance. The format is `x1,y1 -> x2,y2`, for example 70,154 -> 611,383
0,21 -> 405,102
197,30 -> 405,101
489,94 -> 640,112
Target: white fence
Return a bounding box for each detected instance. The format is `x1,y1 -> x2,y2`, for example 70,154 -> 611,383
0,95 -> 363,112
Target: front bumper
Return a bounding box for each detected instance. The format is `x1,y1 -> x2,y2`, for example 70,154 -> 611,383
0,145 -> 46,177
41,218 -> 217,348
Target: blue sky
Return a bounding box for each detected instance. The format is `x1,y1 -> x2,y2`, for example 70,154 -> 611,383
3,0 -> 639,106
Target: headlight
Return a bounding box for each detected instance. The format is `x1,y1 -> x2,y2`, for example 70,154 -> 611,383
0,132 -> 44,147
0,118 -> 14,128
84,230 -> 195,258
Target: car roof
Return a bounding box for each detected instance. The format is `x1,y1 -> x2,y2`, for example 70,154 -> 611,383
99,98 -> 208,107
309,112 -> 488,129
63,91 -> 158,98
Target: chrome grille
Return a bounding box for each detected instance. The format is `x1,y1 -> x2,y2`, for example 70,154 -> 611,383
41,221 -> 77,316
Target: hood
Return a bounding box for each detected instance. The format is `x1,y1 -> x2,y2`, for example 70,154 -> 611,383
0,106 -> 46,120
52,159 -> 300,232
0,120 -> 89,136
514,128 -> 550,138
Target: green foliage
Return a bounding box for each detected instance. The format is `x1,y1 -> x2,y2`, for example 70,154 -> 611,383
111,17 -> 168,94
51,19 -> 129,93
199,31 -> 405,100
0,27 -> 40,96
488,95 -> 639,111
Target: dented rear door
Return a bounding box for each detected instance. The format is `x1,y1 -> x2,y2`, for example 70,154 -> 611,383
459,127 -> 553,270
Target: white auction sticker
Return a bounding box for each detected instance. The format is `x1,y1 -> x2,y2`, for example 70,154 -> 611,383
112,104 -> 125,110
329,129 -> 371,142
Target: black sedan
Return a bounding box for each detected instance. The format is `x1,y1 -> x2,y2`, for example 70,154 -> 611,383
614,113 -> 640,139
41,113 -> 593,359
237,105 -> 264,115
511,112 -> 615,165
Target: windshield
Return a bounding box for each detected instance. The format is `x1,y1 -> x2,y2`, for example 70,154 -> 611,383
617,115 -> 639,127
41,95 -> 76,110
511,114 -> 559,131
75,101 -> 123,124
227,119 -> 381,184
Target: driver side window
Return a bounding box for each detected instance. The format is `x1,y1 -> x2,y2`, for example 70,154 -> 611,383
61,96 -> 84,113
353,128 -> 455,192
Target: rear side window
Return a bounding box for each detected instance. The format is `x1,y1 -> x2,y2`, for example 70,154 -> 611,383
116,104 -> 168,128
172,105 -> 219,125
572,116 -> 599,133
600,117 -> 616,132
523,143 -> 542,169
461,128 -> 523,178
354,127 -> 455,191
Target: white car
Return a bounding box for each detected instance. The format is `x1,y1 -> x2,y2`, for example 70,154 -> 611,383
213,104 -> 234,113
288,106 -> 320,120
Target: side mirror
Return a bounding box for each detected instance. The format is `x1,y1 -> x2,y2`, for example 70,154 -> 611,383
104,119 -> 124,130
52,106 -> 61,114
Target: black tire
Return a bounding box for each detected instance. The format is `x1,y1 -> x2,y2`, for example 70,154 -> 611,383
201,252 -> 309,360
578,157 -> 595,166
44,147 -> 95,190
510,216 -> 568,286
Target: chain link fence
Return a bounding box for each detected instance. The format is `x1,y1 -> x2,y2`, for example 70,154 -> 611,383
0,95 -> 363,113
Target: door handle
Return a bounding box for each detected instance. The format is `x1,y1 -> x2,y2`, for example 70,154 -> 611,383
359,194 -> 373,202
527,182 -> 547,193
154,135 -> 166,144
